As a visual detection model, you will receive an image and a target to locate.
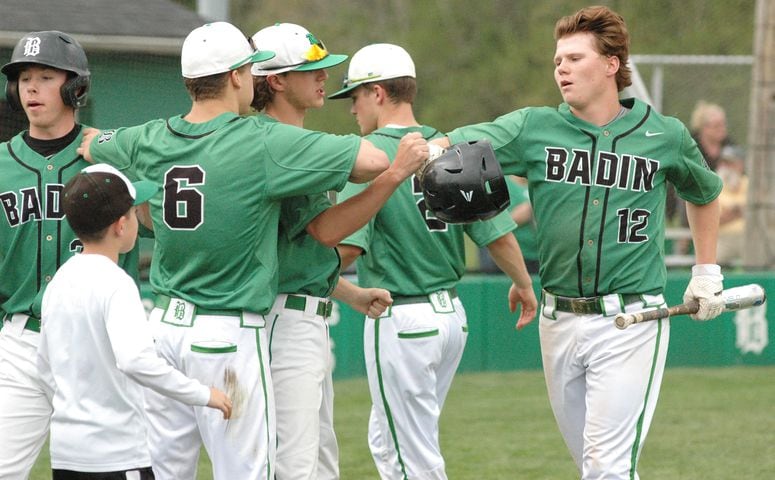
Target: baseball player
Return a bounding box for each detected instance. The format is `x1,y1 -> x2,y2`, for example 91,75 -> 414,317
250,23 -> 429,480
330,43 -> 538,479
0,30 -> 138,479
79,22 -> 391,480
434,6 -> 724,478
37,164 -> 232,480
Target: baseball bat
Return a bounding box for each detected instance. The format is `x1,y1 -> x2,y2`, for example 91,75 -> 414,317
614,283 -> 767,330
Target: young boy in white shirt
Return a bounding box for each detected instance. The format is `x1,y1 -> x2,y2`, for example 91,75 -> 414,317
37,164 -> 232,480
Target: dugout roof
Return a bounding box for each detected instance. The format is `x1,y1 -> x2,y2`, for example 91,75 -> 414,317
0,0 -> 206,54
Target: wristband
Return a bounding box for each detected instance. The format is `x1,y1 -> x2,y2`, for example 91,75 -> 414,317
692,264 -> 721,276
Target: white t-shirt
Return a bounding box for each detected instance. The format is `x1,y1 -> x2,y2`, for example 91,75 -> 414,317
38,254 -> 210,472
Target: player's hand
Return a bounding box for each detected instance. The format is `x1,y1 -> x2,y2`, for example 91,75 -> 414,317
416,143 -> 445,183
207,386 -> 233,420
509,283 -> 538,330
390,132 -> 429,181
366,288 -> 393,319
76,127 -> 100,163
340,283 -> 393,318
683,264 -> 725,321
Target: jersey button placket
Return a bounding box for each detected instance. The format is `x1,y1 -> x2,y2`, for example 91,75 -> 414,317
46,164 -> 54,171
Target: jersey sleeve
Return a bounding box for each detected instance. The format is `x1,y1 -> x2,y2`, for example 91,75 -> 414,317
464,208 -> 517,247
668,122 -> 723,205
88,127 -> 140,173
279,193 -> 332,240
105,276 -> 210,406
263,123 -> 360,198
507,177 -> 530,207
335,181 -> 372,253
447,109 -> 529,175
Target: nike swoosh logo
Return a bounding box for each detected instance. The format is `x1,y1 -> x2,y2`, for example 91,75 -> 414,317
645,131 -> 664,137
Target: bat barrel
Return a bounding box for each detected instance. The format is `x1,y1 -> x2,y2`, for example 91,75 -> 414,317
722,284 -> 767,310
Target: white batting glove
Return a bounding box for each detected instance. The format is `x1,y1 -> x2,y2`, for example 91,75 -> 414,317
683,264 -> 725,321
416,143 -> 445,182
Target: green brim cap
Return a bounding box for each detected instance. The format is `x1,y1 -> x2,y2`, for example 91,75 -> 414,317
295,53 -> 348,72
132,180 -> 159,205
328,43 -> 416,100
328,81 -> 361,99
230,49 -> 276,70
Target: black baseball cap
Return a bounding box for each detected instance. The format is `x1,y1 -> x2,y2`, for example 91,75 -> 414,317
63,164 -> 158,235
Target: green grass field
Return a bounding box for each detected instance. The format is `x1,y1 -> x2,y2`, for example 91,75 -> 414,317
29,366 -> 775,479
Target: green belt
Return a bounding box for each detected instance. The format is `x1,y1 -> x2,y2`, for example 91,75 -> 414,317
284,295 -> 333,318
549,292 -> 643,315
25,317 -> 41,332
392,288 -> 458,307
1,313 -> 41,333
154,294 -> 242,317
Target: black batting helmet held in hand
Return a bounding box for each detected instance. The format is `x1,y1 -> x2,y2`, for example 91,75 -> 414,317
421,140 -> 510,224
2,30 -> 91,111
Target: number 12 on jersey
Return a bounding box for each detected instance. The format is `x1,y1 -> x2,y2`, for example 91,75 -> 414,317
616,208 -> 649,243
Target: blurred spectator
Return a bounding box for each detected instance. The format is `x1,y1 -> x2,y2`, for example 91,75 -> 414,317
667,101 -> 735,255
716,145 -> 748,267
480,176 -> 539,274
690,100 -> 732,171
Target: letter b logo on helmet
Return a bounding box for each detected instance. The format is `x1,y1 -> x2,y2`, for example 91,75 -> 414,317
2,30 -> 91,111
420,140 -> 510,224
23,37 -> 42,57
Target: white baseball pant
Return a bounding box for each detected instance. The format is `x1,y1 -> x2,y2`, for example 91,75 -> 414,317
364,293 -> 467,480
267,293 -> 338,480
539,293 -> 669,480
0,314 -> 51,480
144,300 -> 275,480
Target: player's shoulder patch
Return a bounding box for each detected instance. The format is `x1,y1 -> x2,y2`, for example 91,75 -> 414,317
97,130 -> 116,144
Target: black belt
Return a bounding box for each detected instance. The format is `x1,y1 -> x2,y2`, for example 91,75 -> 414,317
392,288 -> 458,306
549,292 -> 643,315
284,295 -> 333,318
154,294 -> 242,317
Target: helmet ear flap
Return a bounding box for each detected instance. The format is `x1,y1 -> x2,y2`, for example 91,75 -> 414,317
61,74 -> 90,108
5,79 -> 22,111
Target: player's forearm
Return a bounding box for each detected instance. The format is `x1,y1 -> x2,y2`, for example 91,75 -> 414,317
331,276 -> 358,304
119,348 -> 211,407
348,139 -> 389,183
337,244 -> 363,270
686,198 -> 720,265
307,169 -> 405,247
485,234 -> 533,289
511,203 -> 533,225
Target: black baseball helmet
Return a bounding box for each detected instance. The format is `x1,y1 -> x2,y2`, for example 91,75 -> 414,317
421,140 -> 510,224
2,31 -> 90,111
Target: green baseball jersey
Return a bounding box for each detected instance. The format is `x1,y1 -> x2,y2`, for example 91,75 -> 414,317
506,177 -> 538,262
339,125 -> 516,296
257,115 -> 341,298
90,112 -> 360,314
448,98 -> 722,297
277,193 -> 340,297
0,127 -> 139,319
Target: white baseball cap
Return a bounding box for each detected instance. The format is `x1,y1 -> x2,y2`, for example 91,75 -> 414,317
250,23 -> 347,76
182,22 -> 275,79
328,43 -> 415,99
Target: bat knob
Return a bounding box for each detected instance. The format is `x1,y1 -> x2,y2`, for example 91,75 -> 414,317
614,314 -> 629,330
